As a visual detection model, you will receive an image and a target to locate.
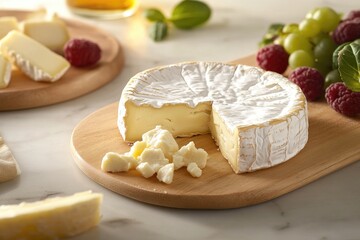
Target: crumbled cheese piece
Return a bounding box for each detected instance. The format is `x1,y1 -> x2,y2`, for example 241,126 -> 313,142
173,141 -> 208,170
136,162 -> 155,178
101,152 -> 134,172
129,141 -> 147,159
142,125 -> 179,159
138,148 -> 169,172
156,163 -> 174,184
187,162 -> 202,178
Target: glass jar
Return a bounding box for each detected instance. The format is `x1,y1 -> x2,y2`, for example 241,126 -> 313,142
66,0 -> 138,19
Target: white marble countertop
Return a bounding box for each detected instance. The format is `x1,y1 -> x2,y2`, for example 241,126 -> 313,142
1,0 -> 360,239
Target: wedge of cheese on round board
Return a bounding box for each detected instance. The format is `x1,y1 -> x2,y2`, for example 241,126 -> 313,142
0,30 -> 70,82
0,191 -> 102,239
118,62 -> 308,173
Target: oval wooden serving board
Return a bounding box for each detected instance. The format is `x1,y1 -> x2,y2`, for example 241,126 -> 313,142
0,10 -> 124,111
71,55 -> 360,209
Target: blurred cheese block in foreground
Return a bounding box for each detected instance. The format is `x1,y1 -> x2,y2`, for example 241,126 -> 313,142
0,137 -> 20,182
0,191 -> 103,239
0,54 -> 12,89
0,30 -> 70,82
0,17 -> 19,39
22,13 -> 70,52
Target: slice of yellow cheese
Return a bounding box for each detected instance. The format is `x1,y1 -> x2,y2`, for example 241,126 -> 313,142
22,13 -> 70,53
0,191 -> 102,239
0,30 -> 70,82
0,17 -> 19,39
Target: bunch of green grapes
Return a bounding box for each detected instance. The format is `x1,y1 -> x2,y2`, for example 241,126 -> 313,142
259,7 -> 341,79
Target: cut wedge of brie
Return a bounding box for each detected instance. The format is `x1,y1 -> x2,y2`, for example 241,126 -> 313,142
118,62 -> 308,173
0,30 -> 70,82
0,191 -> 102,239
21,13 -> 70,52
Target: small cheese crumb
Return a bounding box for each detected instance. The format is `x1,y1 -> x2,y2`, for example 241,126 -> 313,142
187,162 -> 202,178
136,162 -> 155,178
173,141 -> 208,169
142,125 -> 179,160
156,163 -> 174,184
101,152 -> 133,172
129,141 -> 147,159
139,148 -> 169,172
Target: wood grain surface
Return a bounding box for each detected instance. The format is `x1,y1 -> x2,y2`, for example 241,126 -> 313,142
0,10 -> 124,111
71,55 -> 360,209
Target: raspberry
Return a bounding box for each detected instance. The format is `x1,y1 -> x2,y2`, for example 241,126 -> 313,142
288,67 -> 324,101
64,39 -> 101,67
256,44 -> 289,74
325,82 -> 360,116
344,10 -> 360,21
332,18 -> 360,45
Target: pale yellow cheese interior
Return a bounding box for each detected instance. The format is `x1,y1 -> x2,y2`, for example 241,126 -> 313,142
124,101 -> 212,141
0,191 -> 102,239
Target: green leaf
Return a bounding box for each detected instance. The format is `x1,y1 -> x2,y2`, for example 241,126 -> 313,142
332,42 -> 348,69
338,42 -> 360,92
170,0 -> 211,30
149,21 -> 168,42
144,8 -> 166,22
268,23 -> 284,35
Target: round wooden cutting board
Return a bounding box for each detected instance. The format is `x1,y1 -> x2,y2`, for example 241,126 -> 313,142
0,10 -> 124,111
71,55 -> 360,209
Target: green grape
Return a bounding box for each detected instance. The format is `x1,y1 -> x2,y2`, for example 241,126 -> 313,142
314,37 -> 337,66
311,32 -> 329,45
283,23 -> 299,34
314,61 -> 332,77
284,33 -> 312,53
305,7 -> 319,19
289,50 -> 315,69
325,69 -> 342,89
299,18 -> 321,38
273,34 -> 287,46
312,7 -> 340,32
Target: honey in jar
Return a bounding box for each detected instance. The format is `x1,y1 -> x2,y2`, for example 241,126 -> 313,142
66,0 -> 138,19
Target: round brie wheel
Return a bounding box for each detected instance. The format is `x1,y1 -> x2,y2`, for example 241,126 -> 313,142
118,62 -> 308,173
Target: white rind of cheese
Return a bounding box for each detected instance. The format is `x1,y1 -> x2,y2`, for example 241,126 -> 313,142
156,163 -> 174,184
0,30 -> 70,82
0,17 -> 19,39
0,191 -> 102,239
187,162 -> 202,178
118,62 -> 308,173
0,54 -> 12,89
0,137 -> 21,183
21,13 -> 70,52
